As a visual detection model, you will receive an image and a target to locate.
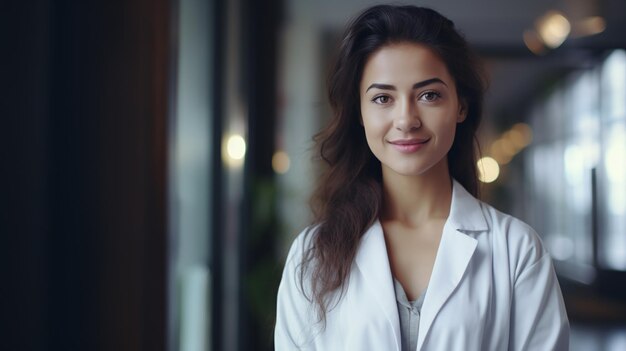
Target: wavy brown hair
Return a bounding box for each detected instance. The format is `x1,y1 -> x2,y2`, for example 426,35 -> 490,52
300,4 -> 486,325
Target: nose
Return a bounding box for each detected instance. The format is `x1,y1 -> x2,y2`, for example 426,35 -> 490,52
394,98 -> 421,132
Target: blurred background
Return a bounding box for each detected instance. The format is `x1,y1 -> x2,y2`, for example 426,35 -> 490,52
3,0 -> 626,350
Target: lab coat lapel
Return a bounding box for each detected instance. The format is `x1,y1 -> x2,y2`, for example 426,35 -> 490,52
416,180 -> 487,350
355,220 -> 401,351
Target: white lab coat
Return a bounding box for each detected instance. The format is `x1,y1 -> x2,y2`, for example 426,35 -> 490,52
275,180 -> 570,350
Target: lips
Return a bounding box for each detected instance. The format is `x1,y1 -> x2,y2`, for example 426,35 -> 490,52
388,138 -> 430,153
388,138 -> 430,145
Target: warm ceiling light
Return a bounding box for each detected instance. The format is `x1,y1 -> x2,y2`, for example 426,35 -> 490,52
536,11 -> 571,48
573,16 -> 606,37
523,29 -> 546,55
511,123 -> 533,147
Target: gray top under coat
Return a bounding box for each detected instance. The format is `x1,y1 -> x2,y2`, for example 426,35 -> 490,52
393,279 -> 427,351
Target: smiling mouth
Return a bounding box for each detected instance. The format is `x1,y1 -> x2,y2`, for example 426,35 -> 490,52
388,138 -> 430,153
388,138 -> 430,145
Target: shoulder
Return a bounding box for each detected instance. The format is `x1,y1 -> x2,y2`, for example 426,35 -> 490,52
275,225 -> 325,349
278,225 -> 320,300
479,201 -> 549,280
283,225 -> 318,269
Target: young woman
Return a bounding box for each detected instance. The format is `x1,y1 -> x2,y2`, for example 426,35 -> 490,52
275,5 -> 569,351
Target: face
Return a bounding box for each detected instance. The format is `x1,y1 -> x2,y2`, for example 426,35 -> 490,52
359,42 -> 466,178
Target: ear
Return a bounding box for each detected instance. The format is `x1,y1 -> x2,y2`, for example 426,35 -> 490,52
457,99 -> 468,123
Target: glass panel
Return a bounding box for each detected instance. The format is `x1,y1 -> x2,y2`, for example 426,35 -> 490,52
170,0 -> 213,349
602,50 -> 626,122
527,50 -> 626,274
526,69 -> 601,281
598,50 -> 626,271
599,121 -> 626,270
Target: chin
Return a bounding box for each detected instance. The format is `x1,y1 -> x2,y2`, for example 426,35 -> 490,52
384,164 -> 435,177
382,156 -> 449,178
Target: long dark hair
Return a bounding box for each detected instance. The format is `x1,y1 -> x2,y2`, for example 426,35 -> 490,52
301,4 -> 486,325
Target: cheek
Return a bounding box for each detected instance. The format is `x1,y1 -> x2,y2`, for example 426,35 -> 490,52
362,121 -> 380,149
361,120 -> 387,156
431,107 -> 459,132
361,110 -> 386,136
437,120 -> 458,149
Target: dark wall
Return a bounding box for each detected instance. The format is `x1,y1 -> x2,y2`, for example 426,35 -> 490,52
2,2 -> 51,350
2,1 -> 171,350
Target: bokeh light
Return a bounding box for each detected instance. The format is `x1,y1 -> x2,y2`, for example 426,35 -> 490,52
223,134 -> 246,168
536,11 -> 571,48
477,157 -> 500,183
272,150 -> 291,174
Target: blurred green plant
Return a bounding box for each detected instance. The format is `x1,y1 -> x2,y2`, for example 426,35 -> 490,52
244,177 -> 284,350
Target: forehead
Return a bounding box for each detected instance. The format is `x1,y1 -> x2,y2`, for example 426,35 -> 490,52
360,42 -> 454,90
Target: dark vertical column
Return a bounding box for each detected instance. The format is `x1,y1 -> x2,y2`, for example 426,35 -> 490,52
46,3 -> 94,348
241,0 -> 284,349
1,1 -> 51,350
244,0 -> 283,175
2,1 -> 171,349
210,1 -> 226,351
45,1 -> 171,350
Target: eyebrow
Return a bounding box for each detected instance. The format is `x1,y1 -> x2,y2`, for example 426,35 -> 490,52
365,78 -> 447,92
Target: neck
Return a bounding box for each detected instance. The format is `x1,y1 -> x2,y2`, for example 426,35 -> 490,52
381,160 -> 453,227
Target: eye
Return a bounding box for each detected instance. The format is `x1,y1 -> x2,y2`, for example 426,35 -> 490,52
372,95 -> 392,104
420,91 -> 442,102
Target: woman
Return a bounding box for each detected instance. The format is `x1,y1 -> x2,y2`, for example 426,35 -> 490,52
275,5 -> 569,351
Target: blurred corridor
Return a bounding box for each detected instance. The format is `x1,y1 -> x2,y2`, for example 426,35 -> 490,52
3,0 -> 626,350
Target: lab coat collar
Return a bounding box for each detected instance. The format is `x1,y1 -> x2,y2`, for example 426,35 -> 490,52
355,179 -> 488,351
447,179 -> 489,232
